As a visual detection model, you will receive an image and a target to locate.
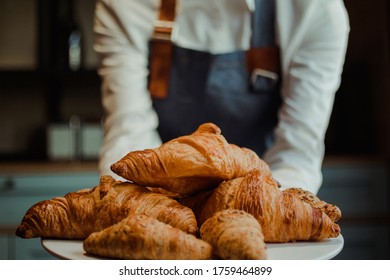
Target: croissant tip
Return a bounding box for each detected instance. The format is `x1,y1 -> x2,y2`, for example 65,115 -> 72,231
15,226 -> 23,237
330,223 -> 341,238
110,162 -> 123,174
196,123 -> 221,135
15,224 -> 33,239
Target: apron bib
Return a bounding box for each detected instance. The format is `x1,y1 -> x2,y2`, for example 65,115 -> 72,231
153,0 -> 281,156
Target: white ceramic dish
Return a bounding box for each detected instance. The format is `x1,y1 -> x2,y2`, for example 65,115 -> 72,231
41,234 -> 343,260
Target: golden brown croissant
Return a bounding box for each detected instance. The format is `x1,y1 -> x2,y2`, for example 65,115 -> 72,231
200,209 -> 267,259
182,169 -> 340,243
282,187 -> 341,222
110,123 -> 270,196
16,175 -> 198,239
83,213 -> 213,260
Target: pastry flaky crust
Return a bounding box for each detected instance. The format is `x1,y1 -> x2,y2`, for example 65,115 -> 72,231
15,175 -> 198,239
200,209 -> 267,260
282,187 -> 341,222
110,123 -> 270,196
83,214 -> 213,260
182,169 -> 340,243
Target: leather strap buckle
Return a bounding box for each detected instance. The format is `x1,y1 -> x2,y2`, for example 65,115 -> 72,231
251,68 -> 278,85
148,0 -> 176,99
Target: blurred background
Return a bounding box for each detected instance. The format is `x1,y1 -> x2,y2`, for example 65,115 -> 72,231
0,0 -> 389,259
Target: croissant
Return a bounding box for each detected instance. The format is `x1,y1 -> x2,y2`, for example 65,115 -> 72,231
83,214 -> 213,260
200,209 -> 267,259
282,187 -> 341,222
16,175 -> 198,239
110,123 -> 269,196
182,169 -> 340,243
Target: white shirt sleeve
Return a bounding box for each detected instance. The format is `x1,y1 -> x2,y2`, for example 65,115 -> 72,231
94,0 -> 162,178
264,0 -> 350,194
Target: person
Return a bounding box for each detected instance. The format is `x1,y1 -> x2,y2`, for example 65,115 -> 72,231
93,0 -> 350,195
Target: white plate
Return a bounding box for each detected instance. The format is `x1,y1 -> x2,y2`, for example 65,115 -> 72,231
41,234 -> 343,260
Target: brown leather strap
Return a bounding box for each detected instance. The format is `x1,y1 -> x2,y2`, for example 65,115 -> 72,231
148,0 -> 176,99
159,0 -> 176,21
153,0 -> 176,40
246,46 -> 280,80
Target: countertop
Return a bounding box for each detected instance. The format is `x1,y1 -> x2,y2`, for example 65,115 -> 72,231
0,161 -> 98,175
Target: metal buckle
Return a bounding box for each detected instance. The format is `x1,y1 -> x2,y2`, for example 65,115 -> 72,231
153,20 -> 175,41
250,68 -> 279,86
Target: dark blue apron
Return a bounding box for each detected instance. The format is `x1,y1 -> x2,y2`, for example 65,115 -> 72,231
153,0 -> 281,157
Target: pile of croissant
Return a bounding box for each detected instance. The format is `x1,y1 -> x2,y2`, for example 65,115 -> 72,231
16,123 -> 341,260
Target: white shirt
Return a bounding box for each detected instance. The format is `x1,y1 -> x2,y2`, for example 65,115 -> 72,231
94,0 -> 350,194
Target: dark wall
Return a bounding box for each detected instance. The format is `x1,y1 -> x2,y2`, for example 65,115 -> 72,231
326,0 -> 390,158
